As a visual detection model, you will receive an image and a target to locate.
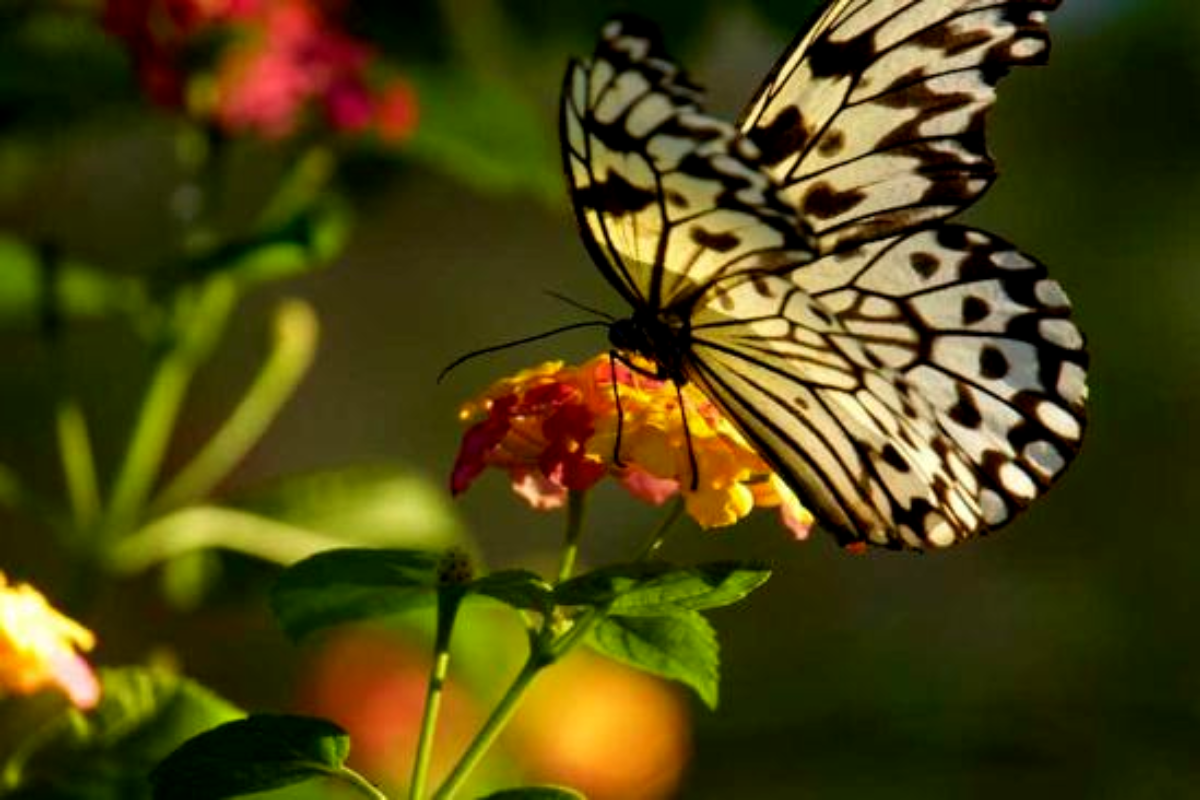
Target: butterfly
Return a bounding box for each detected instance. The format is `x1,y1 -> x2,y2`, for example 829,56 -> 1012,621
560,1 -> 1087,550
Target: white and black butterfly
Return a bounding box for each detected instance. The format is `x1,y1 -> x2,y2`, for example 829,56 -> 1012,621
561,1 -> 1087,550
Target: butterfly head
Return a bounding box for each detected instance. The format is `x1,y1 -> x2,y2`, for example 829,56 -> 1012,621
608,310 -> 690,385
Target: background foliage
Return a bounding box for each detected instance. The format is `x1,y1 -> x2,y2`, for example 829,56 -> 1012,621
1,0 -> 1196,796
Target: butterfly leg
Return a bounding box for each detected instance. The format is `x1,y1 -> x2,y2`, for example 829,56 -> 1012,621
607,349 -> 628,468
609,349 -> 701,491
672,379 -> 700,492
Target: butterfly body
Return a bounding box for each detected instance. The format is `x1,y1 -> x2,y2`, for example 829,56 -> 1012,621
608,310 -> 692,385
562,3 -> 1086,550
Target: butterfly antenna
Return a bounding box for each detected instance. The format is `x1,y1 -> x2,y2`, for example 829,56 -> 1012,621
437,320 -> 611,383
544,290 -> 616,321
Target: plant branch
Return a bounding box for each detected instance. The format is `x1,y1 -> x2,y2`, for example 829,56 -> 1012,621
151,299 -> 317,514
104,279 -> 235,540
55,397 -> 100,536
410,588 -> 463,799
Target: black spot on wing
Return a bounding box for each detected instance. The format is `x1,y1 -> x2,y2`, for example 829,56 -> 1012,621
803,182 -> 867,222
691,227 -> 741,252
749,105 -> 809,167
881,443 -> 911,473
576,172 -> 656,216
948,385 -> 983,429
910,252 -> 939,279
962,296 -> 990,325
980,345 -> 1011,380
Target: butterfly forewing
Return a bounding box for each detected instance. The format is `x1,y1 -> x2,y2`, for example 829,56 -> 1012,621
562,16 -> 817,313
738,0 -> 1061,254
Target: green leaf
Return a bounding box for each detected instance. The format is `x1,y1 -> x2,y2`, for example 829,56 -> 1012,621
478,787 -> 587,799
3,667 -> 241,799
270,548 -> 441,639
555,561 -> 771,615
468,569 -> 554,614
149,714 -> 348,800
589,610 -> 720,709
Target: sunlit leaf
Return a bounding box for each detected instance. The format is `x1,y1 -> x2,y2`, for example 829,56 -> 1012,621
270,548 -> 441,639
478,787 -> 587,799
149,714 -> 349,800
589,610 -> 719,709
468,569 -> 554,614
555,561 -> 770,615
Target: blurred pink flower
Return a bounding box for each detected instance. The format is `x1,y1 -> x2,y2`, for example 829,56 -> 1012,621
104,0 -> 419,142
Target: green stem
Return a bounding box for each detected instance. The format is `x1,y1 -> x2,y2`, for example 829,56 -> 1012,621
637,496 -> 686,560
556,489 -> 587,584
336,764 -> 391,800
104,280 -> 235,540
55,397 -> 100,536
432,655 -> 541,800
150,299 -> 317,514
410,588 -> 463,800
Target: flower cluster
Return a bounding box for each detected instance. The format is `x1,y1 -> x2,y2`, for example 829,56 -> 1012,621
104,0 -> 417,142
0,573 -> 100,709
452,355 -> 813,537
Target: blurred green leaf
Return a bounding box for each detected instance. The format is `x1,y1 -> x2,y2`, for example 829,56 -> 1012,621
555,561 -> 770,615
477,787 -> 587,799
589,610 -> 719,709
270,548 -> 441,639
405,69 -> 560,203
149,714 -> 348,800
6,667 -> 241,799
468,569 -> 554,614
178,200 -> 351,289
237,465 -> 463,551
110,467 -> 464,582
0,235 -> 141,328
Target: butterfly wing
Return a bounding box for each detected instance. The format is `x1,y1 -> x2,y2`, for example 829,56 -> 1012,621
562,15 -> 816,313
739,0 -> 1061,253
687,226 -> 1086,548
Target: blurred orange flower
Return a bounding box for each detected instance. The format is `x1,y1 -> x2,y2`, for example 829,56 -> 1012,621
509,653 -> 690,800
0,573 -> 100,709
452,355 -> 813,537
296,627 -> 480,787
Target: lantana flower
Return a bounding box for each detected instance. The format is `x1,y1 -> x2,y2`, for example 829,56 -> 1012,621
451,355 -> 813,538
0,573 -> 100,709
104,0 -> 418,142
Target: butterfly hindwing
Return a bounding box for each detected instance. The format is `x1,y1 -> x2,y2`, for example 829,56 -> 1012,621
562,16 -> 816,312
739,0 -> 1061,253
687,225 -> 1086,547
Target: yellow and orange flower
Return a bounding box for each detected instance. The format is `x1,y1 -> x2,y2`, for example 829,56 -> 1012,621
451,355 -> 813,537
0,573 -> 100,709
